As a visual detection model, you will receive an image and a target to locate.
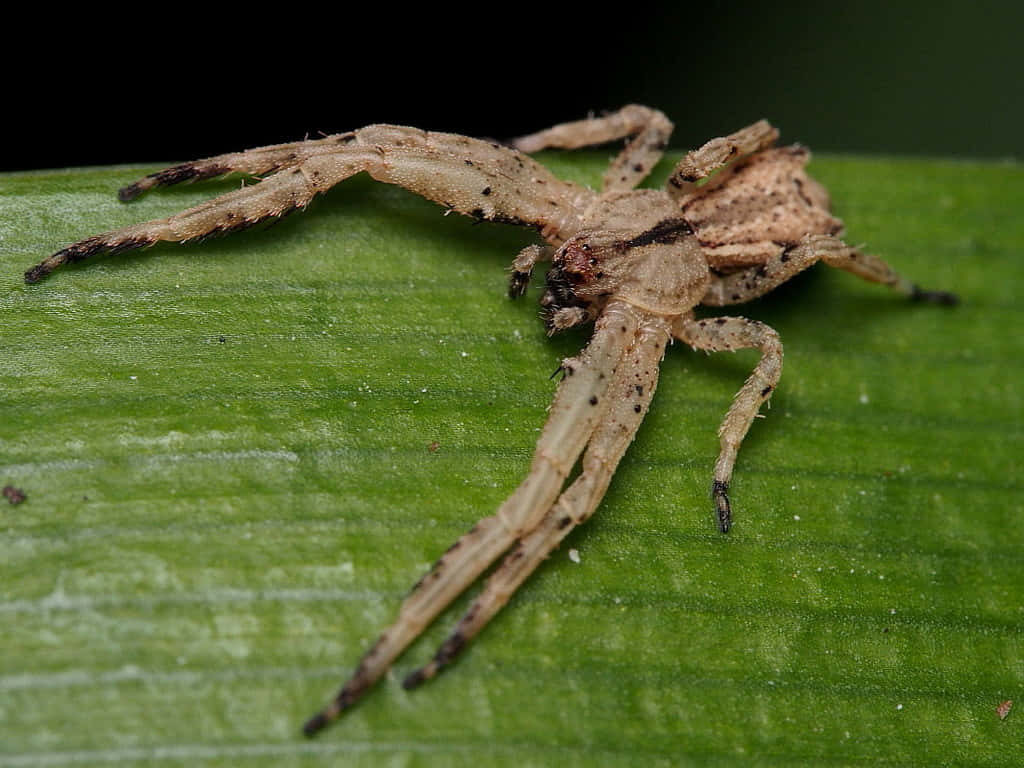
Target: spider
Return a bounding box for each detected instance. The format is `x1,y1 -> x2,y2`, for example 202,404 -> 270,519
25,105 -> 957,736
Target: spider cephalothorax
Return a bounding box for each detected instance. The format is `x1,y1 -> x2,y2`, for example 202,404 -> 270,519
26,106 -> 956,736
542,191 -> 711,332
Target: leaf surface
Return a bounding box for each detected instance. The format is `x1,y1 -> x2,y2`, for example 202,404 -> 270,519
1,152 -> 1021,766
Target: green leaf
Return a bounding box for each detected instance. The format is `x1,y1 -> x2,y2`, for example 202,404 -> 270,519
1,151 -> 1021,766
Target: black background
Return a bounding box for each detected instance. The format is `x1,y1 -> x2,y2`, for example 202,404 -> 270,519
6,1 -> 1021,171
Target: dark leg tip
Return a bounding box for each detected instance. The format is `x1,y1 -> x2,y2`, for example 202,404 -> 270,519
24,264 -> 50,284
910,284 -> 960,306
118,184 -> 143,202
402,669 -> 427,690
303,708 -> 335,741
302,712 -> 329,738
712,480 -> 732,533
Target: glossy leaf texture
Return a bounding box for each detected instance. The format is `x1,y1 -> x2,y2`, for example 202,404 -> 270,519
1,152 -> 1021,766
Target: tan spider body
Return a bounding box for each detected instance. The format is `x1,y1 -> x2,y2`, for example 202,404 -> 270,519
26,105 -> 956,736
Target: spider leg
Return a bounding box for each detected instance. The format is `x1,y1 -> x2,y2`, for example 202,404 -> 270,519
817,237 -> 959,304
403,312 -> 670,688
26,125 -> 594,283
303,300 -> 647,736
511,105 -> 674,194
673,315 -> 783,532
666,120 -> 780,204
700,234 -> 959,306
116,133 -> 358,201
25,165 -> 324,283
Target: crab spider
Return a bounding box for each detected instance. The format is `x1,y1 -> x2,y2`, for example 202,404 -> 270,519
25,105 -> 957,736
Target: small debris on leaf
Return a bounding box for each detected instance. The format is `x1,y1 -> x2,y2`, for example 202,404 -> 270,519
3,485 -> 27,505
997,699 -> 1013,720
428,441 -> 441,453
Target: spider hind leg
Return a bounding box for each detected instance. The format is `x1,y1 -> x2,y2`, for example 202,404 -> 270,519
700,234 -> 960,307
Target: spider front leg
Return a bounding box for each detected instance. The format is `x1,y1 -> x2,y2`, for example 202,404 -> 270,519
115,133 -> 360,201
24,163 -> 325,283
303,300 -> 647,736
26,125 -> 592,283
673,315 -> 783,532
404,310 -> 671,688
